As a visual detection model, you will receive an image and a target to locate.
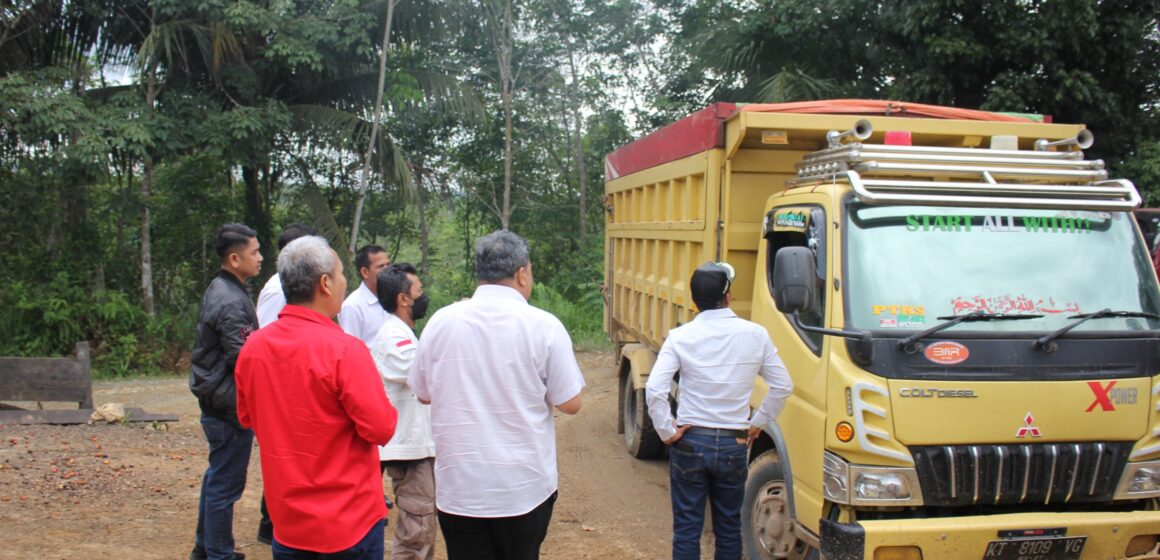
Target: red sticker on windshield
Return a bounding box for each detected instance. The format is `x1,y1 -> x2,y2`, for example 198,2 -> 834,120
924,341 -> 969,365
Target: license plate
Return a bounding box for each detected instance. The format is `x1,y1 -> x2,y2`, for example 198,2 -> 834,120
983,536 -> 1086,560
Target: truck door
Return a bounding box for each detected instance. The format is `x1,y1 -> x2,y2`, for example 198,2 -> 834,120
750,200 -> 833,538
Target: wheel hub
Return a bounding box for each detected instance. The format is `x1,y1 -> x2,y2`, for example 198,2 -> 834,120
751,480 -> 794,559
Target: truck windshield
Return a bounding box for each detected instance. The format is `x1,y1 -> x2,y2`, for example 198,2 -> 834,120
844,201 -> 1160,334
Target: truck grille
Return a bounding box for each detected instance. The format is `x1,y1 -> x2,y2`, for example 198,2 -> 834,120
911,442 -> 1130,507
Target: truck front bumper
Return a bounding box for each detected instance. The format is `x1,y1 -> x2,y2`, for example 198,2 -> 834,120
820,509 -> 1160,560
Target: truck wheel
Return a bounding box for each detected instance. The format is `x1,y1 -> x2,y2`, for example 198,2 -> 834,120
743,450 -> 817,560
622,374 -> 664,459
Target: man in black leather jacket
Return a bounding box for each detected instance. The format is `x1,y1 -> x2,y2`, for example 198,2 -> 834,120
189,223 -> 263,560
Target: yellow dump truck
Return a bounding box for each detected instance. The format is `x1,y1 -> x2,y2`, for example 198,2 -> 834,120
604,100 -> 1160,560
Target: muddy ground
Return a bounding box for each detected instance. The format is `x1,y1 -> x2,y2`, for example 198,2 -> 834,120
0,351 -> 720,559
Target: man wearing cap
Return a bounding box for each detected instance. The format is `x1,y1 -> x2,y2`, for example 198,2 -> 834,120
645,261 -> 794,560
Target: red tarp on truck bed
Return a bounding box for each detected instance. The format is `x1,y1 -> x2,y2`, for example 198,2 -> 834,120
740,99 -> 1037,123
605,99 -> 1039,180
604,102 -> 737,181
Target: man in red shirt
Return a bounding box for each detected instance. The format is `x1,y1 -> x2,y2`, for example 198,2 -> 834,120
236,235 -> 398,559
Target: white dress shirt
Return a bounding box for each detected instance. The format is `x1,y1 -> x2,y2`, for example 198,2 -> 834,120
370,312 -> 434,461
645,307 -> 793,442
408,284 -> 586,518
256,274 -> 285,329
338,282 -> 389,347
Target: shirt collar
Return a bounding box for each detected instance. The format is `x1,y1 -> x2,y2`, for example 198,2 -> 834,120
278,304 -> 343,330
694,307 -> 738,321
472,284 -> 528,304
385,312 -> 416,336
357,282 -> 380,306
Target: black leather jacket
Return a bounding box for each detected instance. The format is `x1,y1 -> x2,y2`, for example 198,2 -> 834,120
189,270 -> 258,425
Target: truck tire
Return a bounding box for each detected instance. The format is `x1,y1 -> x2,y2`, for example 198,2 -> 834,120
743,450 -> 818,560
622,374 -> 665,459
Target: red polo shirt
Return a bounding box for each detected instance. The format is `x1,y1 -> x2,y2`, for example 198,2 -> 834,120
236,305 -> 397,552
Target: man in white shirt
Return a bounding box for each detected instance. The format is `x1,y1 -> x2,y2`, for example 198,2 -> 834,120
251,222 -> 316,546
256,223 -> 317,329
339,244 -> 390,346
408,230 -> 585,560
369,263 -> 436,560
646,261 -> 793,560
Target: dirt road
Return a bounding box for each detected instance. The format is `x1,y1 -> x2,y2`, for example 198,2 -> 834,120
0,351 -> 715,559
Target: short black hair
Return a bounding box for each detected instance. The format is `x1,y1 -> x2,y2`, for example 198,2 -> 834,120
690,262 -> 730,311
355,244 -> 386,272
277,223 -> 317,251
215,223 -> 257,261
377,263 -> 419,313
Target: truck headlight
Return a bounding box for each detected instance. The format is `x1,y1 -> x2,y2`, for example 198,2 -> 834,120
1116,460 -> 1160,499
854,470 -> 913,501
823,451 -> 924,506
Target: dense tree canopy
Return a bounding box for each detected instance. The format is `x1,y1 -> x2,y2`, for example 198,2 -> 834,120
2,0 -> 1158,374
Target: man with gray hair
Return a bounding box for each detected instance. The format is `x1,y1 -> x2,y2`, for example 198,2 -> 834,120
408,230 -> 585,560
236,236 -> 398,559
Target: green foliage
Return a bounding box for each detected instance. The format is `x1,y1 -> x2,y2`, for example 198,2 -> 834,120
0,272 -> 175,377
530,283 -> 609,352
1124,141 -> 1160,207
10,0 -> 1158,379
651,0 -> 1160,186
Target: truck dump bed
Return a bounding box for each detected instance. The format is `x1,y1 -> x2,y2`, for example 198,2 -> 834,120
604,100 -> 1083,351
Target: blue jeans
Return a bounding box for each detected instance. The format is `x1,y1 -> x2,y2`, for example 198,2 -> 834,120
195,414 -> 253,560
669,432 -> 747,560
273,519 -> 385,560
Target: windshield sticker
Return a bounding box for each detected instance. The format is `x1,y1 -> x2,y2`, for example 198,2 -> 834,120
906,214 -> 1094,234
949,295 -> 1081,316
873,305 -> 926,328
774,210 -> 808,231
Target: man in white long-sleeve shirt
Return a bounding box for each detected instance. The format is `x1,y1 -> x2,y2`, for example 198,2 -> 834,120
339,244 -> 391,346
369,263 -> 436,560
646,261 -> 793,560
255,223 -> 317,329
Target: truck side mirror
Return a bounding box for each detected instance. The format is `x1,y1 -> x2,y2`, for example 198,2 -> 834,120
773,247 -> 815,313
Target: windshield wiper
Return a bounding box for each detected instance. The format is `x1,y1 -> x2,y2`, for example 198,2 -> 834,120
898,311 -> 1044,351
1034,308 -> 1160,351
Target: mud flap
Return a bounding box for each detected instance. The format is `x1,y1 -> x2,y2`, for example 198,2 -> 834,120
820,518 -> 865,560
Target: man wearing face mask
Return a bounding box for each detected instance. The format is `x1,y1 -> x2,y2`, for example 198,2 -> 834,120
370,263 -> 436,560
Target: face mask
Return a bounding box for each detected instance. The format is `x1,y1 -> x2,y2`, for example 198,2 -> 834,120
411,293 -> 430,321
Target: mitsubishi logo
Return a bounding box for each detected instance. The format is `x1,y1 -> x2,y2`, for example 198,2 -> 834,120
1015,412 -> 1042,438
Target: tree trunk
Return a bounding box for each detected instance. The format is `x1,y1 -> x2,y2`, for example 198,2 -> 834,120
242,165 -> 268,251
350,0 -> 397,254
140,154 -> 155,317
486,0 -> 516,230
568,52 -> 588,238
416,161 -> 430,276
140,42 -> 158,318
501,79 -> 513,230
499,0 -> 514,230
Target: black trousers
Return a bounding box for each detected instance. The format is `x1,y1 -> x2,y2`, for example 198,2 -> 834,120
437,491 -> 558,560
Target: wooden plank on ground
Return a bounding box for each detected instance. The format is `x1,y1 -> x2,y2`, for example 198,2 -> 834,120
0,343 -> 93,408
0,408 -> 179,425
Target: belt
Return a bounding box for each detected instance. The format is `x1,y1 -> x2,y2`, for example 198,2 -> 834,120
684,426 -> 747,439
